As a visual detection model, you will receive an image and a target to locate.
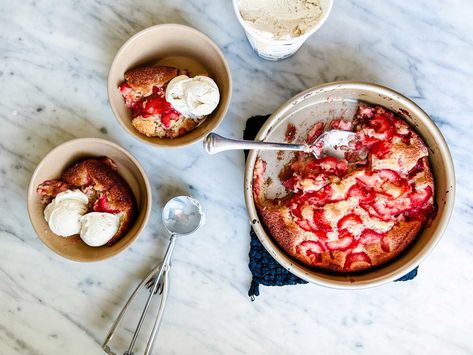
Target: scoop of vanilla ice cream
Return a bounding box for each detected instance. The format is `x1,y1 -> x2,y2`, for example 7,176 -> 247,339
44,190 -> 89,237
237,0 -> 323,39
165,75 -> 220,119
79,212 -> 121,247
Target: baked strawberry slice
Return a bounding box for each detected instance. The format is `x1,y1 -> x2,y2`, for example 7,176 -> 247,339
370,113 -> 392,133
356,173 -> 383,188
306,122 -> 324,144
297,186 -> 332,206
300,205 -> 318,231
347,184 -> 376,204
118,82 -> 141,109
370,140 -> 391,158
295,219 -> 313,232
296,240 -> 325,264
327,230 -> 355,251
94,194 -> 120,214
336,160 -> 348,176
160,111 -> 180,128
370,194 -> 415,220
409,186 -> 433,207
343,252 -> 372,270
408,158 -> 425,178
295,174 -> 328,193
359,229 -> 384,244
337,213 -> 363,230
379,179 -> 410,199
312,209 -> 332,232
282,176 -> 298,191
376,169 -> 401,183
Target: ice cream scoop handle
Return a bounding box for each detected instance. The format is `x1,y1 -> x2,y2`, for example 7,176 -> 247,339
125,236 -> 176,354
144,267 -> 170,355
102,261 -> 164,354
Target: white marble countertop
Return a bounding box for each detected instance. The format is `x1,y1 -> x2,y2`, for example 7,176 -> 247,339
1,1 -> 473,354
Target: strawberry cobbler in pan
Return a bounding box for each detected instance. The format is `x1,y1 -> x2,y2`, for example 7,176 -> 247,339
253,104 -> 436,272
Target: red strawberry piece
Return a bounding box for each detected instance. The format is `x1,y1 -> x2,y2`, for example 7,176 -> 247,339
313,209 -> 332,232
370,140 -> 391,158
397,131 -> 412,144
408,158 -> 425,178
366,112 -> 395,141
359,229 -> 384,244
290,202 -> 303,219
370,200 -> 402,220
93,194 -> 119,214
282,176 -> 298,191
336,160 -> 348,176
381,238 -> 391,252
337,213 -> 363,230
296,186 -> 332,206
360,131 -> 381,146
343,252 -> 372,270
160,114 -> 172,128
296,219 -> 313,232
327,232 -> 355,251
313,230 -> 329,241
331,119 -> 353,131
376,169 -> 401,183
119,82 -> 142,111
409,186 -> 433,207
347,184 -> 376,204
296,240 -> 325,263
356,173 -> 382,187
379,179 -> 410,199
306,122 -> 324,144
370,113 -> 392,133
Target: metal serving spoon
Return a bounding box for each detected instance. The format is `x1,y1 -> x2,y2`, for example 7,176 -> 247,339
103,196 -> 205,355
203,130 -> 356,159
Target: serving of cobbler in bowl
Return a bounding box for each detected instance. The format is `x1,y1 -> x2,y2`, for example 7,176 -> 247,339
27,138 -> 152,262
108,24 -> 231,147
245,82 -> 455,288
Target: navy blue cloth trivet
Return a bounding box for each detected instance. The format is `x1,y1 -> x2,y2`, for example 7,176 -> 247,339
244,115 -> 418,300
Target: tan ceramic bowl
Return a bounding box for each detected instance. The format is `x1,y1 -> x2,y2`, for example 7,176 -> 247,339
244,82 -> 455,289
108,24 -> 232,147
27,138 -> 152,262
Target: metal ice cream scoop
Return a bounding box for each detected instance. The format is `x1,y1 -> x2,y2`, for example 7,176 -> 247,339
103,196 -> 205,355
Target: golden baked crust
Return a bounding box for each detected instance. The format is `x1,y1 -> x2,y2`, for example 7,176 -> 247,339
132,115 -> 197,138
37,157 -> 136,246
253,104 -> 436,273
124,66 -> 179,96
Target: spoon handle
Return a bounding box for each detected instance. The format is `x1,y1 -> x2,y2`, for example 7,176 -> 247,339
203,133 -> 307,154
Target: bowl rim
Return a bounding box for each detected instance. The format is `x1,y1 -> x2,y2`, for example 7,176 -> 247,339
27,137 -> 152,262
244,81 -> 456,289
107,23 -> 232,148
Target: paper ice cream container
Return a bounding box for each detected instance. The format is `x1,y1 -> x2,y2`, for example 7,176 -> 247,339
232,0 -> 333,61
